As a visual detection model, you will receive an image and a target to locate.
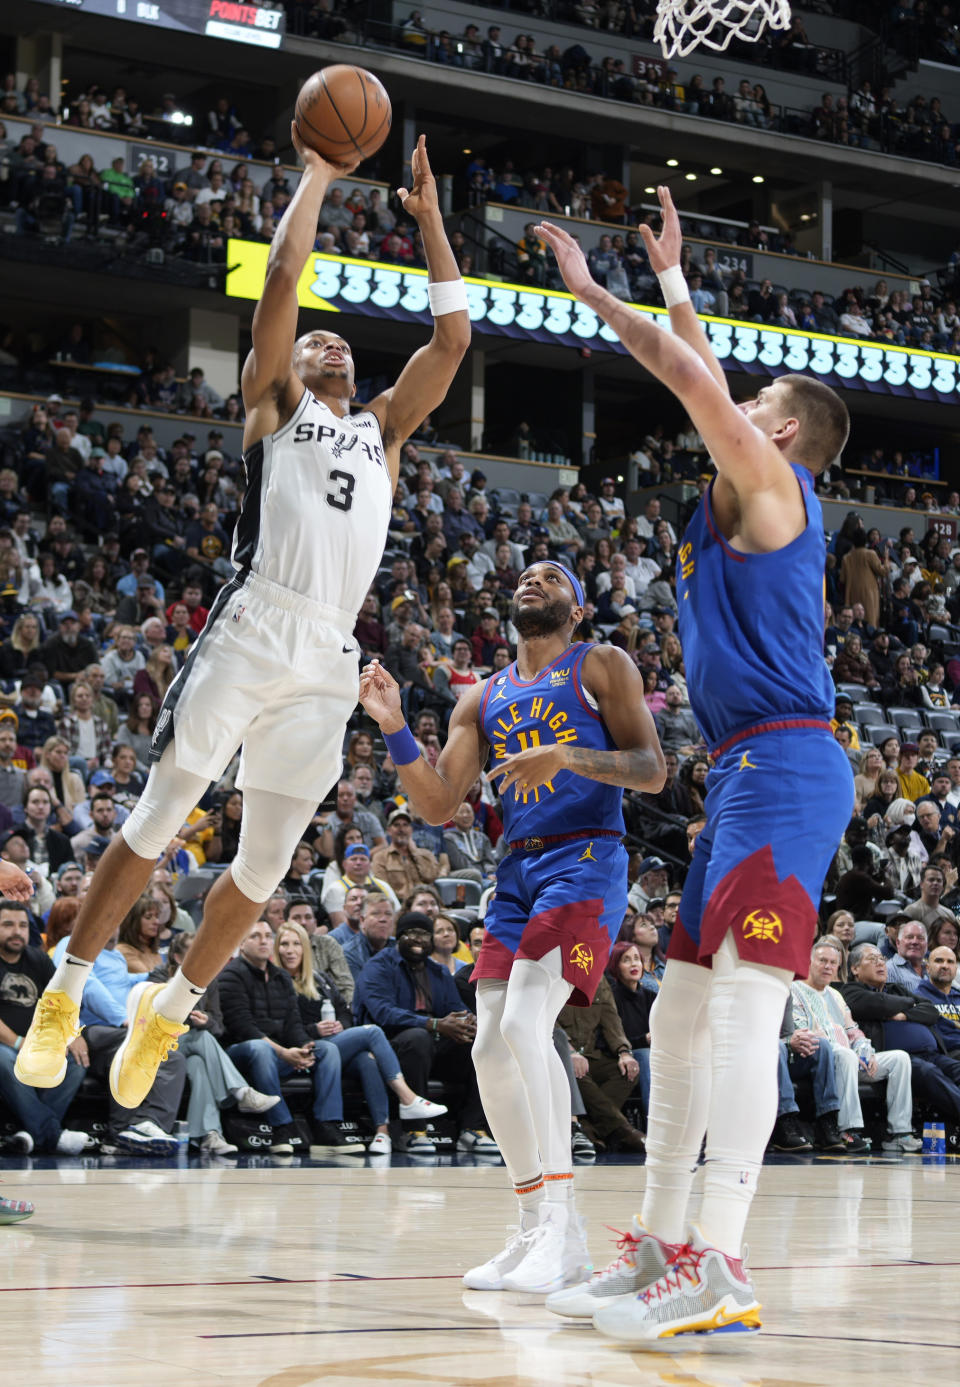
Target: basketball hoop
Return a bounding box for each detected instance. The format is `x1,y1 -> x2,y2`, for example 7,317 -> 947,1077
654,0 -> 792,59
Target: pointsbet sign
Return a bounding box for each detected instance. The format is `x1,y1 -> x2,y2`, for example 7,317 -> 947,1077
225,240 -> 960,402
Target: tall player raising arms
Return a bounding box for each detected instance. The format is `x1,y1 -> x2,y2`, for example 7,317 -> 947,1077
16,128 -> 469,1111
537,196 -> 854,1342
360,564 -> 665,1292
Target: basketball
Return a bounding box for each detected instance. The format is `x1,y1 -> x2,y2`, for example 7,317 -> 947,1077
294,64 -> 392,166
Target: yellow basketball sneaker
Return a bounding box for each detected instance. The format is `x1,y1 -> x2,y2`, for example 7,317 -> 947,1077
14,990 -> 80,1088
109,982 -> 187,1108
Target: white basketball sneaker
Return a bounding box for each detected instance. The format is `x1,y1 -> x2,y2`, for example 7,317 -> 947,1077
592,1225 -> 762,1344
545,1217 -> 679,1319
462,1220 -> 538,1290
501,1202 -> 590,1294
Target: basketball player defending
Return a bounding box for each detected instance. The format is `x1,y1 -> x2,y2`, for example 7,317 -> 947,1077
16,128 -> 469,1106
537,195 -> 854,1341
360,564 -> 664,1292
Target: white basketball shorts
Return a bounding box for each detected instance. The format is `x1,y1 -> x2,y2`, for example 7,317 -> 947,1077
150,570 -> 359,800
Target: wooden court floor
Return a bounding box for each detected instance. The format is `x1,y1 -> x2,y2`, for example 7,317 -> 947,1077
0,1151 -> 957,1386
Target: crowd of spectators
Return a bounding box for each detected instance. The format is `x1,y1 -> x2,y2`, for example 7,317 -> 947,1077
1,69 -> 281,154
1,383 -> 959,1160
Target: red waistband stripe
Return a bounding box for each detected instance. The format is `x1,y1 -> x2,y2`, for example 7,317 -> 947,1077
507,828 -> 622,853
711,718 -> 833,758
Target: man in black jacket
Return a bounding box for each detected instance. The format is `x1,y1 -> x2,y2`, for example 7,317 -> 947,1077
842,943 -> 960,1123
219,919 -> 362,1156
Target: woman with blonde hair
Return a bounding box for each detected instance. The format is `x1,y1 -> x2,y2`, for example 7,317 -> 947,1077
853,746 -> 884,808
0,613 -> 42,681
659,631 -> 683,673
274,920 -> 447,1155
117,892 -> 164,973
39,735 -> 86,815
59,680 -> 112,772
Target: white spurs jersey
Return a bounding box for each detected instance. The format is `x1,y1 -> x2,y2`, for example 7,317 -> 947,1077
232,390 -> 393,617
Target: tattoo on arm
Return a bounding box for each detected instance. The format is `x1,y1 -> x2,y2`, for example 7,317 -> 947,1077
564,745 -> 664,792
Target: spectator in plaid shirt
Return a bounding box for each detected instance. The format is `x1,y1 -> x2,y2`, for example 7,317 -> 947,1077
58,680 -> 113,771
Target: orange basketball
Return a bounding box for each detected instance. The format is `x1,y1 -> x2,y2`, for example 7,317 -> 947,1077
294,64 -> 392,166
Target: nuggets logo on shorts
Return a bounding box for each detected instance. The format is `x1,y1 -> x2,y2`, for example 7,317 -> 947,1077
570,941 -> 594,974
742,909 -> 783,944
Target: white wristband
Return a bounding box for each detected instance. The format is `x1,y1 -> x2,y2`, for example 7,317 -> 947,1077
658,265 -> 691,309
427,280 -> 468,316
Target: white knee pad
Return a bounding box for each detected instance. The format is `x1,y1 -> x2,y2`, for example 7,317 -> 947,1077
121,747 -> 209,862
229,786 -> 319,904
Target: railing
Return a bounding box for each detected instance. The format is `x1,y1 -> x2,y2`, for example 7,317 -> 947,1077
296,16 -> 960,174
288,0 -> 850,84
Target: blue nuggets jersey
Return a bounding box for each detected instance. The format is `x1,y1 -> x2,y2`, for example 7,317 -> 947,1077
479,642 -> 625,842
676,464 -> 835,749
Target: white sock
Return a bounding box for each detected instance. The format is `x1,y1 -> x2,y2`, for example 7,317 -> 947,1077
153,968 -> 206,1024
49,952 -> 94,1006
698,935 -> 791,1259
544,1171 -> 575,1204
515,1174 -> 544,1229
641,959 -> 713,1245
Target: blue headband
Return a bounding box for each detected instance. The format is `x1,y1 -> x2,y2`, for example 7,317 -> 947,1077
539,561 -> 585,608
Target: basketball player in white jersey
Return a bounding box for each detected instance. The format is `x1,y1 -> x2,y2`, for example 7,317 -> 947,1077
16,126 -> 470,1107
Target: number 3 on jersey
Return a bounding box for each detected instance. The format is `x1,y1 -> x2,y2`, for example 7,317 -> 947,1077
326,469 -> 355,512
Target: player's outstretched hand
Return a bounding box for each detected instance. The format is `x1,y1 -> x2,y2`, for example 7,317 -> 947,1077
488,742 -> 569,798
358,659 -> 405,731
638,184 -> 682,275
534,222 -> 594,300
289,120 -> 361,177
397,134 -> 437,219
0,860 -> 34,901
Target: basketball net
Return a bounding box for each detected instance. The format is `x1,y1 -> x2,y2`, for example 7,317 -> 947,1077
654,0 -> 792,58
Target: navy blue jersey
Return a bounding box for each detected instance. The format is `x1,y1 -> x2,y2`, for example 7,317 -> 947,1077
479,642 -> 624,842
676,464 -> 834,749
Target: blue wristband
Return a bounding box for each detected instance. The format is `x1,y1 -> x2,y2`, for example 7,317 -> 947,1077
383,724 -> 420,766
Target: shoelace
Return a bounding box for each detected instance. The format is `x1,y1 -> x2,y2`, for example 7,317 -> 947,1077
36,993 -> 80,1045
639,1243 -> 704,1304
132,1021 -> 181,1072
495,1226 -> 536,1263
593,1226 -> 641,1280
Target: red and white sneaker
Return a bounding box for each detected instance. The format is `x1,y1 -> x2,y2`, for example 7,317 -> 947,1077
545,1217 -> 680,1319
592,1225 -> 762,1344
